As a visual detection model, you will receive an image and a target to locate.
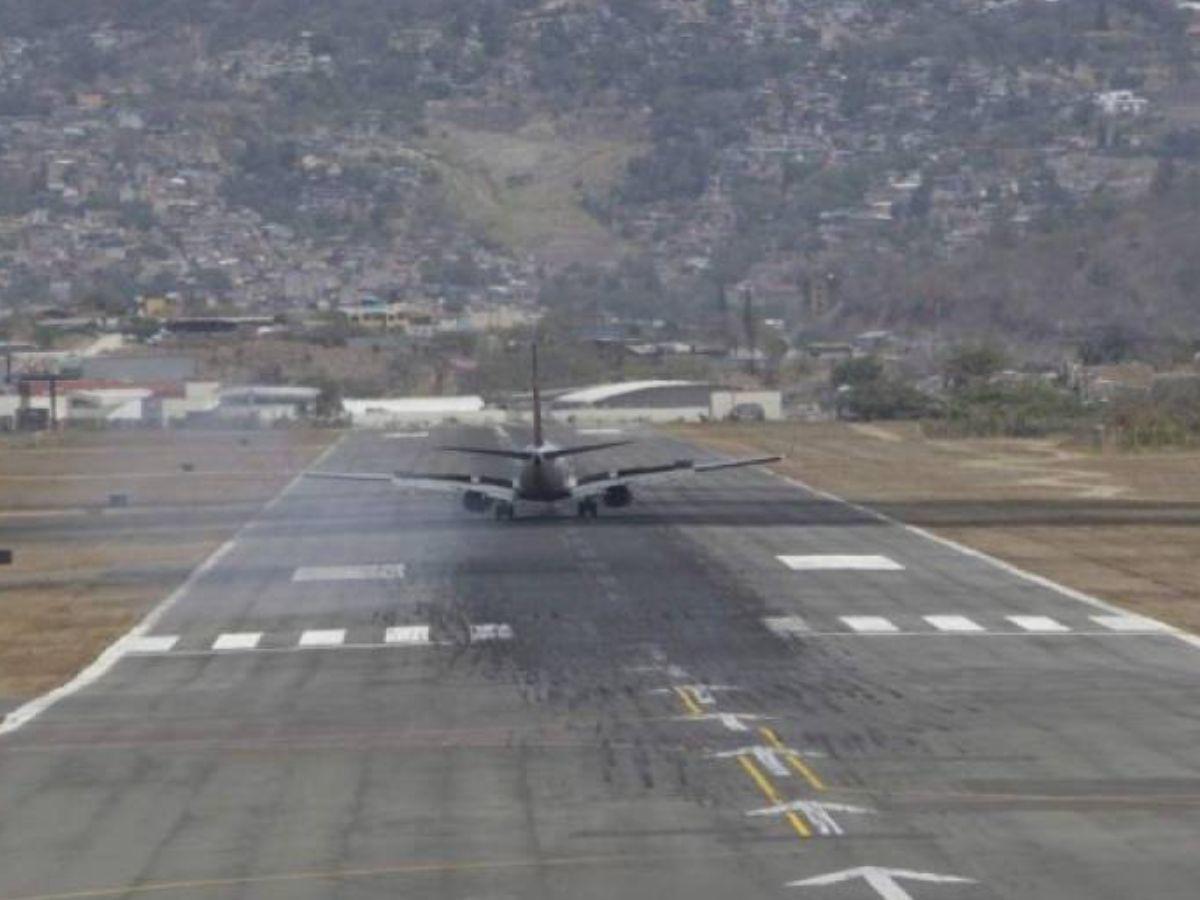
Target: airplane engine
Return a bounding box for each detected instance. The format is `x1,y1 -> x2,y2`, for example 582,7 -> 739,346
602,485 -> 633,508
462,490 -> 493,513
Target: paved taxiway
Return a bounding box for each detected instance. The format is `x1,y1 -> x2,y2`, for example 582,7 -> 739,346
1,425 -> 1198,899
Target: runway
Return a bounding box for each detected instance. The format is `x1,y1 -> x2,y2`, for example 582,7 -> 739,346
1,425 -> 1198,899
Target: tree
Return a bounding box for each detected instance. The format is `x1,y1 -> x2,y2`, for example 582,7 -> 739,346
832,355 -> 884,387
313,376 -> 344,419
942,341 -> 1008,390
1079,323 -> 1134,365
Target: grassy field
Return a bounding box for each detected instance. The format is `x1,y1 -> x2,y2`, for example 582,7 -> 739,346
0,429 -> 337,701
671,421 -> 1200,634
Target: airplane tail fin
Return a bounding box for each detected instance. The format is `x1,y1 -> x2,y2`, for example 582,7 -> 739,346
532,339 -> 543,448
440,338 -> 632,461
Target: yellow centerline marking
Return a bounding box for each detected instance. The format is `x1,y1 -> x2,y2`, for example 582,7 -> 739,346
759,726 -> 826,791
736,754 -> 811,839
784,753 -> 826,791
673,686 -> 703,716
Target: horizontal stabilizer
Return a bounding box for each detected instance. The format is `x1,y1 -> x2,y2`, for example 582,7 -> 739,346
438,445 -> 534,460
439,440 -> 631,460
304,471 -> 393,483
542,440 -> 631,460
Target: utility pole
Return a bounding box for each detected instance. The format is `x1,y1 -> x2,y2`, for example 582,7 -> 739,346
741,286 -> 757,376
48,374 -> 59,430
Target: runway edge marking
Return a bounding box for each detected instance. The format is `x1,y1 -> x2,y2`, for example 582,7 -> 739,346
766,468 -> 1200,654
0,434 -> 347,737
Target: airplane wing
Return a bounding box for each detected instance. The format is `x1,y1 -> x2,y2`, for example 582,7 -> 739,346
305,471 -> 515,502
572,455 -> 781,500
693,455 -> 782,473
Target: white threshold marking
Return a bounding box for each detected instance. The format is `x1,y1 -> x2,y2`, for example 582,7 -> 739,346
1007,615 -> 1069,633
576,428 -> 624,436
924,615 -> 984,633
764,616 -> 810,636
777,554 -> 903,571
1092,614 -> 1175,633
212,632 -> 262,651
840,616 -> 900,633
298,629 -> 346,647
383,431 -> 429,439
126,635 -> 180,653
766,468 -> 1200,654
293,564 -> 406,583
385,625 -> 431,645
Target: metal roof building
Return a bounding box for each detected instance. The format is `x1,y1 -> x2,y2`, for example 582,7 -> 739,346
551,380 -> 715,410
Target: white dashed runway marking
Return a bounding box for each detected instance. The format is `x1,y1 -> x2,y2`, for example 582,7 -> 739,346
924,615 -> 985,633
840,616 -> 901,633
1007,615 -> 1070,633
762,616 -> 810,636
1090,614 -> 1174,632
765,614 -> 1181,638
777,555 -> 904,571
212,632 -> 262,651
469,623 -> 514,641
385,625 -> 431,645
292,564 -> 407,582
123,623 -> 514,657
298,629 -> 346,647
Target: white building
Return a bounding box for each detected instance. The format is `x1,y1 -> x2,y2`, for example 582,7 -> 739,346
1096,90 -> 1148,116
66,388 -> 153,424
342,396 -> 501,428
217,385 -> 320,423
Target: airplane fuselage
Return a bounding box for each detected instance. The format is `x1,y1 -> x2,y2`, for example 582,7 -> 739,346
514,445 -> 573,502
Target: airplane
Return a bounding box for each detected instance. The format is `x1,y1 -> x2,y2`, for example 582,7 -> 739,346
306,344 -> 781,520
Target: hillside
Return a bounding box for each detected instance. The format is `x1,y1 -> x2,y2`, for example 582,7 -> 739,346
0,0 -> 1198,338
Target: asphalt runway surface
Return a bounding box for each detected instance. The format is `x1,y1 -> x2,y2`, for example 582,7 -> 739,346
1,425 -> 1198,899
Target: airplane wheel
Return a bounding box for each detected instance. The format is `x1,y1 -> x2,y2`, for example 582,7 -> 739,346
495,502 -> 515,521
578,500 -> 598,519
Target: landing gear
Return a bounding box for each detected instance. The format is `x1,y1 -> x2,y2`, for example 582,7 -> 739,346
494,501 -> 515,521
577,498 -> 599,519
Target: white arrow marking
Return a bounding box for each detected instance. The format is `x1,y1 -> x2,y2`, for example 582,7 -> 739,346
788,866 -> 975,899
710,745 -> 790,776
748,800 -> 874,836
632,663 -> 692,679
650,684 -> 737,704
675,713 -> 770,732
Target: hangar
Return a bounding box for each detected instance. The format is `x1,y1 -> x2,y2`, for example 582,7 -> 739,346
548,380 -> 782,424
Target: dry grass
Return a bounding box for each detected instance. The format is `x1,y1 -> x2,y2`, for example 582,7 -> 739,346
0,429 -> 337,701
671,421 -> 1200,634
423,118 -> 638,264
0,428 -> 332,509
